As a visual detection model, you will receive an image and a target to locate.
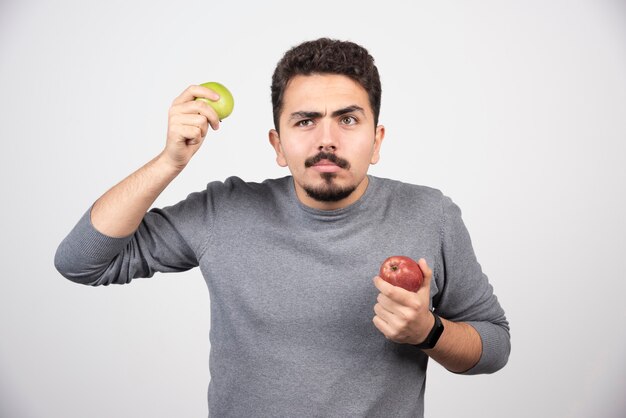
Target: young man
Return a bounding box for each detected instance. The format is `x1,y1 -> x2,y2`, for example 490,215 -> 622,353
55,38 -> 510,417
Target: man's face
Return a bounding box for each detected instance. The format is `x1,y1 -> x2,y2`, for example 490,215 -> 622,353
269,74 -> 385,210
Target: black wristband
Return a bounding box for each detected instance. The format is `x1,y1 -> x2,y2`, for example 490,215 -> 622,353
414,312 -> 444,349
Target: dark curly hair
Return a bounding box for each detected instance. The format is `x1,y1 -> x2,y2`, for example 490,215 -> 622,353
271,38 -> 382,131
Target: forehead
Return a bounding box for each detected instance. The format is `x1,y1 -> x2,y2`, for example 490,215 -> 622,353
282,74 -> 371,114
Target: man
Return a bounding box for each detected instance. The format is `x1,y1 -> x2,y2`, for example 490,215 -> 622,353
55,38 -> 510,417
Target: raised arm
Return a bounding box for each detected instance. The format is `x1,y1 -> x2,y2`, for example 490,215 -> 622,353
55,84 -> 225,285
91,84 -> 222,237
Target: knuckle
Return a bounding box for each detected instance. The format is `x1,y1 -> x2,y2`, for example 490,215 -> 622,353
408,300 -> 422,312
397,315 -> 409,327
406,310 -> 419,322
169,112 -> 182,124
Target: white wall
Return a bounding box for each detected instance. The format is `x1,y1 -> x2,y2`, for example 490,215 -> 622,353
1,1 -> 625,417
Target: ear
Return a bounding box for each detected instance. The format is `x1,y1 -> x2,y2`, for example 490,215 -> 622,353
268,129 -> 288,167
370,125 -> 385,165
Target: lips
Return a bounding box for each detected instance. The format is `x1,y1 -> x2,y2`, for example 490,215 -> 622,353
312,160 -> 342,172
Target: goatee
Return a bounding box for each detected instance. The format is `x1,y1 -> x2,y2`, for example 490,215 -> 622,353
303,175 -> 357,202
303,152 -> 355,202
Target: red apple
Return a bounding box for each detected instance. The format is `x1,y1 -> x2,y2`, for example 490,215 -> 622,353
379,256 -> 424,292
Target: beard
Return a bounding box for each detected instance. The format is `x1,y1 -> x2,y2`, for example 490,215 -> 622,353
303,172 -> 357,202
302,152 -> 356,202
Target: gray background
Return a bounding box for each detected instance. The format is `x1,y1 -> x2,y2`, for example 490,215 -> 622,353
1,0 -> 625,417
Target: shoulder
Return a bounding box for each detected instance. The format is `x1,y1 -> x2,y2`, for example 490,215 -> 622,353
369,176 -> 468,230
200,176 -> 291,208
205,176 -> 289,196
371,176 -> 446,211
159,176 -> 287,212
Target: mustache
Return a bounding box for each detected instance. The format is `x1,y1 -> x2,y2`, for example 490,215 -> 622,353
304,152 -> 351,169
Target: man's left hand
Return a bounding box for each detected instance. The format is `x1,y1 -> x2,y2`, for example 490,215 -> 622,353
372,258 -> 434,345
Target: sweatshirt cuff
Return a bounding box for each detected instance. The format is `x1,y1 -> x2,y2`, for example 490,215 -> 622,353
461,321 -> 511,375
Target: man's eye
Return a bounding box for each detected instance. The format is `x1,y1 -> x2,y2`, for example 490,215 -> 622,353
296,119 -> 313,127
340,116 -> 357,125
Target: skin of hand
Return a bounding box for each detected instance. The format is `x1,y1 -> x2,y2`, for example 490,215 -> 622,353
372,258 -> 435,345
162,84 -> 223,171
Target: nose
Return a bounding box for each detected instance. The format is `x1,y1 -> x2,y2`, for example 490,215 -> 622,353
318,144 -> 336,152
317,121 -> 337,152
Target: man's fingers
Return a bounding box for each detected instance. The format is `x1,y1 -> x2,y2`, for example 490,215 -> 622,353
173,125 -> 203,145
372,315 -> 395,339
170,113 -> 209,136
183,99 -> 220,130
374,276 -> 423,323
373,300 -> 398,325
170,100 -> 220,131
171,84 -> 220,106
416,258 -> 432,300
373,275 -> 416,307
376,292 -> 397,312
418,258 -> 432,281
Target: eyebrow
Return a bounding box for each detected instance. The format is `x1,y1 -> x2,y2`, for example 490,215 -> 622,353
331,105 -> 365,118
288,111 -> 323,121
288,105 -> 366,121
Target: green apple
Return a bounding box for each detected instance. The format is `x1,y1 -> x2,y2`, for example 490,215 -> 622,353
195,81 -> 235,120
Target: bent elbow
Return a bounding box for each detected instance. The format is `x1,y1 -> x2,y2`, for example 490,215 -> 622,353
53,243 -> 122,286
488,335 -> 511,373
54,247 -> 98,286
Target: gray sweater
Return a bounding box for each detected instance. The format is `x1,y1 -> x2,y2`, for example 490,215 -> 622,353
55,175 -> 510,418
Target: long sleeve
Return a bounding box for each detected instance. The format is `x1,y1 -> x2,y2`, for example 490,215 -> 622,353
433,195 -> 511,375
54,189 -> 213,286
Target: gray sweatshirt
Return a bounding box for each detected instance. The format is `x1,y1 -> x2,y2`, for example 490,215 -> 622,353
55,175 -> 510,418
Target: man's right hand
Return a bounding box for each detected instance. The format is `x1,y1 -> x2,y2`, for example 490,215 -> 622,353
161,84 -> 223,171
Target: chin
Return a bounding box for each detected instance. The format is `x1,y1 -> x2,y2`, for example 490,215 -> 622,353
303,175 -> 357,203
